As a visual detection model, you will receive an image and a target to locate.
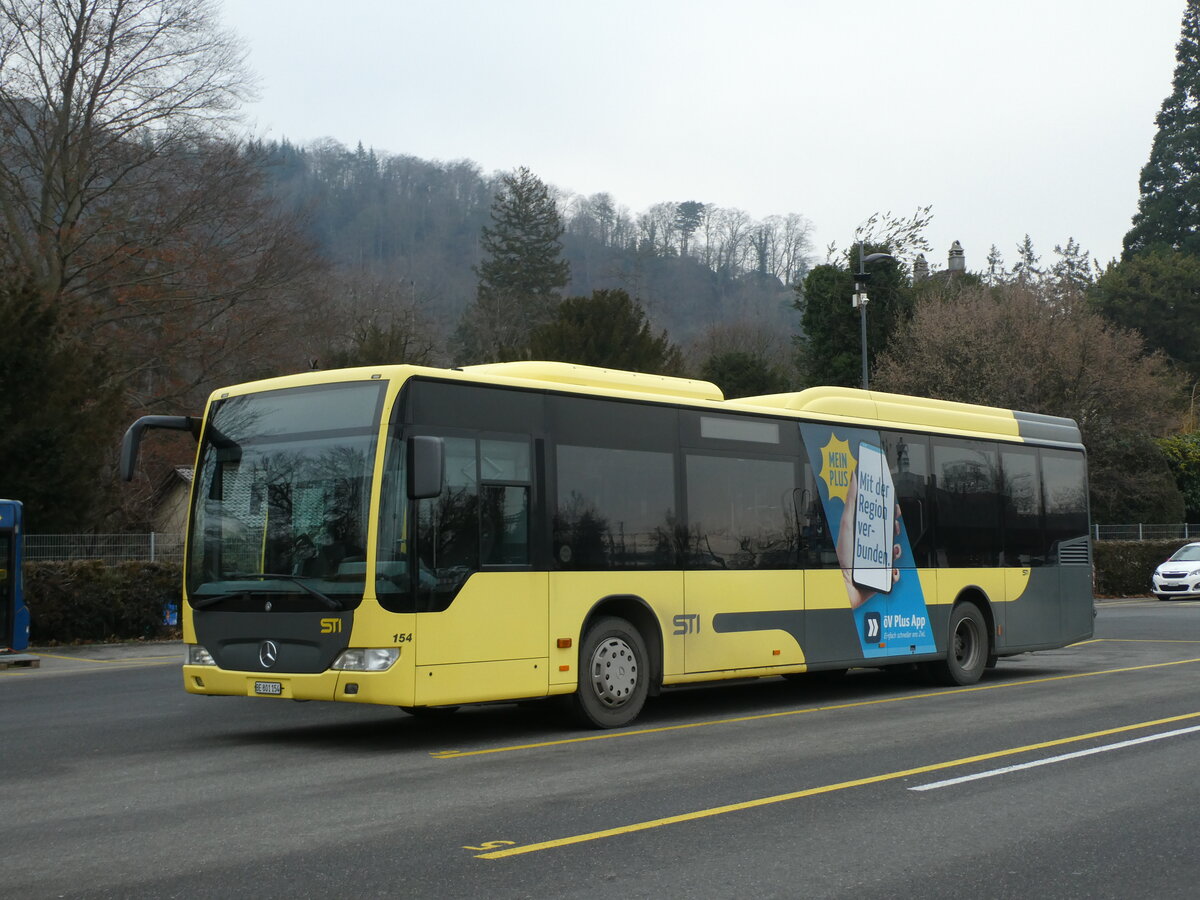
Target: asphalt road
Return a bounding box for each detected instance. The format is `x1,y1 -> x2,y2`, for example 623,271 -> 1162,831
3,598 -> 1200,899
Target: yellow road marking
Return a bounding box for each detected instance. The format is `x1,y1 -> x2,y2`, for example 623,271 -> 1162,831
33,653 -> 178,663
0,654 -> 178,678
432,655 -> 1200,759
477,710 -> 1200,859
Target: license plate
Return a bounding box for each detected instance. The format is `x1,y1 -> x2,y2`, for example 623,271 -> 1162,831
254,681 -> 283,696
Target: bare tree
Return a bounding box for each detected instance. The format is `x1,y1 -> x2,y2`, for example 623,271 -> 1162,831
0,0 -> 253,298
637,202 -> 678,256
0,2 -> 319,412
777,213 -> 813,285
713,207 -> 751,274
874,281 -> 1185,522
846,206 -> 934,268
686,319 -> 797,374
314,269 -> 442,369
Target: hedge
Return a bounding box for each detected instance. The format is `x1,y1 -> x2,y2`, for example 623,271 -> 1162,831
1093,539 -> 1190,598
25,560 -> 182,645
16,541 -> 1189,644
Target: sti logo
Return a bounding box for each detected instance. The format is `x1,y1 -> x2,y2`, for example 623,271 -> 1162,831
863,612 -> 882,644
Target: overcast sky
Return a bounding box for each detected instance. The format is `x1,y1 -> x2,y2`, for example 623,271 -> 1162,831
220,0 -> 1186,272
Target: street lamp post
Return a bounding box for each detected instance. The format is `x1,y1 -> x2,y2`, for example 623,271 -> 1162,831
851,240 -> 895,391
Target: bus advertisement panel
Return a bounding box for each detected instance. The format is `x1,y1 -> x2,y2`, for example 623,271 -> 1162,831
800,423 -> 936,660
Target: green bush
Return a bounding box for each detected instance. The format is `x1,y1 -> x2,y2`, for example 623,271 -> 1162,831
25,560 -> 182,644
1094,540 -> 1189,597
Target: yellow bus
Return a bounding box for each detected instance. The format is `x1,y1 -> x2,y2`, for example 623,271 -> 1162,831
121,361 -> 1092,728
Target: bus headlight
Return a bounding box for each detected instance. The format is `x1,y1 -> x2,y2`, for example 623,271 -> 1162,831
186,644 -> 216,666
331,648 -> 400,672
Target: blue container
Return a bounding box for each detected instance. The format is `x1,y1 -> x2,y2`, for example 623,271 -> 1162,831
0,499 -> 28,651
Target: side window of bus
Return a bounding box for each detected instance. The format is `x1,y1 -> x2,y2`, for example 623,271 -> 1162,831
417,437 -> 479,608
551,396 -> 679,570
882,431 -> 932,567
479,439 -> 531,567
685,454 -> 797,569
555,445 -> 677,569
412,436 -> 532,610
1001,446 -> 1045,566
1042,450 -> 1088,561
796,458 -> 836,567
932,438 -> 1002,567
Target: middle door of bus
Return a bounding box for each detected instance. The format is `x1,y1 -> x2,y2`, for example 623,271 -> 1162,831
681,444 -> 806,675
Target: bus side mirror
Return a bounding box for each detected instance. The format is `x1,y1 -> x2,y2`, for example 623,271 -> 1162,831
120,415 -> 199,481
407,436 -> 445,500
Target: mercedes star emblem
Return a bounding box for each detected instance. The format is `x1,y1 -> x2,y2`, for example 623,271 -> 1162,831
259,640 -> 279,668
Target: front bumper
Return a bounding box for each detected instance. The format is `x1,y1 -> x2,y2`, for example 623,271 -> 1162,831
1151,576 -> 1200,599
182,663 -> 412,705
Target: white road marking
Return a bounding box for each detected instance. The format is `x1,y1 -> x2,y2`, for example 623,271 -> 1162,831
910,723 -> 1200,791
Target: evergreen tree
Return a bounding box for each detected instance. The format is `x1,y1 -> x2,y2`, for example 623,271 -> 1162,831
1124,1 -> 1200,256
700,350 -> 790,399
528,289 -> 683,375
1049,237 -> 1094,294
1089,247 -> 1200,378
0,271 -> 124,530
1157,431 -> 1200,520
674,201 -> 705,256
459,167 -> 570,362
794,244 -> 910,387
985,244 -> 1007,285
1012,234 -> 1042,284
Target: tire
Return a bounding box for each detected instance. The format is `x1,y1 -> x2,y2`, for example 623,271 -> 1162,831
931,601 -> 988,686
571,616 -> 649,729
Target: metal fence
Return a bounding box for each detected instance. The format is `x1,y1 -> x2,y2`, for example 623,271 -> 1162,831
25,533 -> 184,564
19,525 -> 1200,561
1093,524 -> 1200,542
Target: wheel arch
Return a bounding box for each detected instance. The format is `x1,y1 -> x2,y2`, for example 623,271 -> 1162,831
581,594 -> 664,695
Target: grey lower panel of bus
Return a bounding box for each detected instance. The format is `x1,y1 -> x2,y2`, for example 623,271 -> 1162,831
712,566 -> 1092,668
712,607 -> 948,668
1002,565 -> 1094,652
193,610 -> 352,674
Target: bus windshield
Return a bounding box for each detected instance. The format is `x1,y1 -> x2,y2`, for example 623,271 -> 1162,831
186,381 -> 386,604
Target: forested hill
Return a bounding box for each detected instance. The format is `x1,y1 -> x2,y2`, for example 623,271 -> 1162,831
256,138 -> 812,348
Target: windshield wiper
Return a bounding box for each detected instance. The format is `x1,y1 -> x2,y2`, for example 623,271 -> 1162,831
225,574 -> 345,610
191,591 -> 249,610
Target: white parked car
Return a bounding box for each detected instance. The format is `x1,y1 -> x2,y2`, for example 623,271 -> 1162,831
1151,542 -> 1200,599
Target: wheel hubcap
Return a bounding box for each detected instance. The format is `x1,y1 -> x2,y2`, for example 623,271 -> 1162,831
954,617 -> 980,668
589,636 -> 638,708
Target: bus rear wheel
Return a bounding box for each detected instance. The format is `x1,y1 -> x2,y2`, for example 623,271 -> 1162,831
572,616 -> 649,729
931,601 -> 988,686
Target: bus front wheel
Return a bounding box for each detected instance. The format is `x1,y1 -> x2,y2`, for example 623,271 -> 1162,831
931,601 -> 988,686
572,616 -> 649,729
